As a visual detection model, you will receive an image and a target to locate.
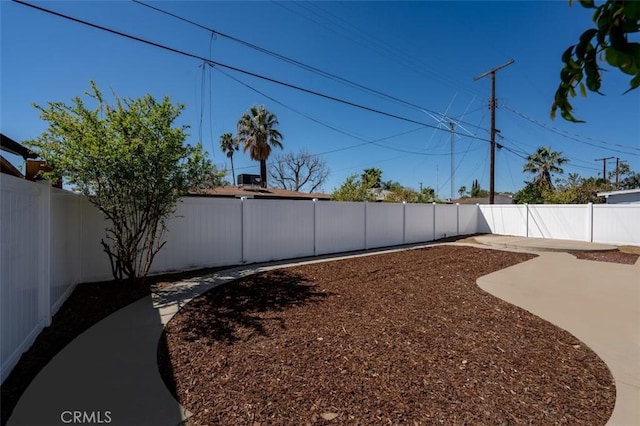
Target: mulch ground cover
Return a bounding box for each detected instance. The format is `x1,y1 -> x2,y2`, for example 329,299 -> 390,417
159,245 -> 616,425
571,250 -> 639,265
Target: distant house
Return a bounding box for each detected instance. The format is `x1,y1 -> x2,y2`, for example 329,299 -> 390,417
191,186 -> 331,201
453,194 -> 513,205
596,189 -> 640,204
0,133 -> 62,188
0,133 -> 37,179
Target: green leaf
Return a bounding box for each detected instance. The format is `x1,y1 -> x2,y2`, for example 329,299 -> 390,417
579,0 -> 595,8
579,82 -> 587,97
584,60 -> 602,93
624,73 -> 640,93
596,8 -> 612,30
560,66 -> 574,83
623,0 -> 640,21
605,47 -> 620,66
576,29 -> 598,58
561,107 -> 585,123
579,28 -> 598,45
561,46 -> 574,64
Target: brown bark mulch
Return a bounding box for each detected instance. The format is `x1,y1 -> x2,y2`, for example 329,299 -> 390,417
571,250 -> 639,265
159,246 -> 615,425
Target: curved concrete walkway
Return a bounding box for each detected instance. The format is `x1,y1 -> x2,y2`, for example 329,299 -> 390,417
475,234 -> 618,252
477,251 -> 640,425
7,241 -> 639,425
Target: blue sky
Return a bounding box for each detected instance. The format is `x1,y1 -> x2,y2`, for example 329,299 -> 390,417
2,1 -> 639,197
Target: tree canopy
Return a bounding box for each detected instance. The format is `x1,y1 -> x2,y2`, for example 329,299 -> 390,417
28,81 -> 212,282
219,132 -> 239,184
332,169 -> 437,203
268,149 -> 329,193
523,147 -> 568,190
552,0 -> 640,122
237,105 -> 283,188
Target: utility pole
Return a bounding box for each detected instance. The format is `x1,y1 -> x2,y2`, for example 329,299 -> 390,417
436,165 -> 439,199
419,182 -> 423,192
450,121 -> 455,200
474,59 -> 514,204
595,156 -> 614,183
613,158 -> 628,189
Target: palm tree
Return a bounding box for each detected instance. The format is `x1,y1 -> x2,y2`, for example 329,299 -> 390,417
458,186 -> 467,198
219,133 -> 239,184
362,168 -> 382,189
237,105 -> 283,188
523,146 -> 568,189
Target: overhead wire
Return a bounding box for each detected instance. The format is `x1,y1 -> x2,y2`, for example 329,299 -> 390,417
275,1 -> 481,98
132,0 -> 487,132
501,104 -> 640,156
215,65 -> 482,176
14,0 -> 493,143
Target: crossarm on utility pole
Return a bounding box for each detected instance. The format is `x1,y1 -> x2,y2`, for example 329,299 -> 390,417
473,59 -> 514,205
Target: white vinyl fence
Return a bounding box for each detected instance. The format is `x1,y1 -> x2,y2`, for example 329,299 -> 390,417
2,174 -> 639,383
478,203 -> 640,245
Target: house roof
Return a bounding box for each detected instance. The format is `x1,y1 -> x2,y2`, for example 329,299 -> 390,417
0,134 -> 38,160
597,188 -> 640,197
453,194 -> 514,205
190,186 -> 331,200
0,155 -> 25,178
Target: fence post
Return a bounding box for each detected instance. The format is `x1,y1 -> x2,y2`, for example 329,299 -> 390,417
240,197 -> 247,263
587,202 -> 593,242
432,202 -> 437,241
525,203 -> 529,238
313,199 -> 318,256
402,202 -> 407,244
38,181 -> 52,327
364,201 -> 368,250
456,203 -> 460,236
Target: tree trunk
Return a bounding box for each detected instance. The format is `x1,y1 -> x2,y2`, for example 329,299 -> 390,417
260,160 -> 267,188
231,157 -> 235,185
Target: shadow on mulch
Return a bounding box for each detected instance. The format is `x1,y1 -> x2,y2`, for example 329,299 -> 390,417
158,269 -> 332,403
174,269 -> 331,345
0,265 -> 234,426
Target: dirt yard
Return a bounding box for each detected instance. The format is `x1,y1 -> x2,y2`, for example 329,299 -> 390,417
159,246 -> 615,425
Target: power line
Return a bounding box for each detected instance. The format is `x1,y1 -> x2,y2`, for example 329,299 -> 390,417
502,104 -> 640,156
216,66 -> 445,157
14,0 -> 491,142
132,0 -> 487,132
274,1 -> 481,98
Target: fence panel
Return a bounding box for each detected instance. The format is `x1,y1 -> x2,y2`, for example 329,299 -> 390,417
528,205 -> 588,240
243,199 -> 315,263
315,201 -> 365,255
50,189 -> 82,313
405,203 -> 435,244
593,204 -> 640,245
153,198 -> 243,272
434,204 -> 458,238
478,205 -> 527,236
365,203 -> 404,249
458,205 -> 479,235
0,176 -> 44,383
78,198 -> 113,283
